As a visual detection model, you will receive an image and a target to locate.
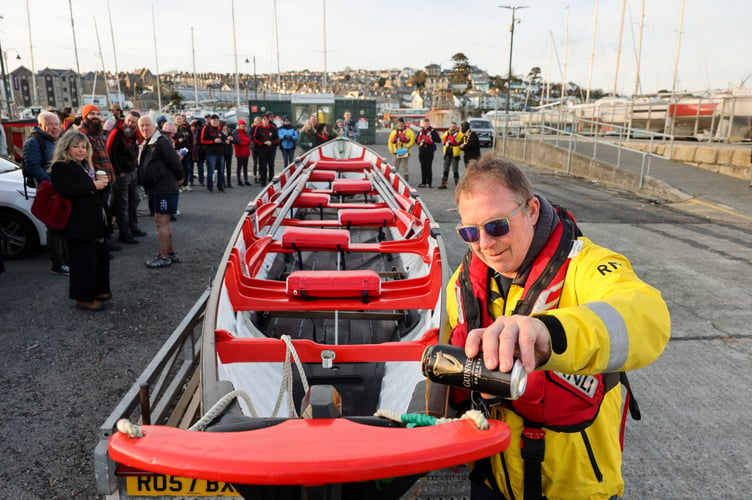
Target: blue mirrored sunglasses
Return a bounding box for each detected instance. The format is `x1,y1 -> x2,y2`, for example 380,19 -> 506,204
455,202 -> 527,243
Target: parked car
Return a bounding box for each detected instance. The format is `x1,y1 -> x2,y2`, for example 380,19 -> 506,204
467,118 -> 495,147
0,156 -> 46,259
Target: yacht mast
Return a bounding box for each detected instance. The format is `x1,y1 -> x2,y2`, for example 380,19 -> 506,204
633,0 -> 646,96
585,0 -> 598,103
25,0 -> 38,106
106,0 -> 122,105
93,17 -> 112,109
232,0 -> 240,109
151,5 -> 162,110
68,0 -> 83,109
613,0 -> 627,96
671,0 -> 686,95
191,27 -> 199,109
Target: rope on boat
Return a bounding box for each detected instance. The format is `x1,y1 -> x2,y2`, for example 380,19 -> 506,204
114,337 -> 311,437
114,389 -> 258,438
116,418 -> 144,438
374,409 -> 489,430
189,390 -> 258,431
272,334 -> 310,418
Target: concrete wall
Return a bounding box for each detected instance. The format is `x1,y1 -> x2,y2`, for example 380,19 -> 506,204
627,142 -> 751,181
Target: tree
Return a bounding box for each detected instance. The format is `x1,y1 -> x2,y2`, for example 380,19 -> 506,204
168,91 -> 184,109
527,67 -> 542,85
410,70 -> 427,91
451,52 -> 470,85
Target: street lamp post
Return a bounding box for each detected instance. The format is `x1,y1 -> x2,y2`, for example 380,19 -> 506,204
499,5 -> 527,116
244,56 -> 257,100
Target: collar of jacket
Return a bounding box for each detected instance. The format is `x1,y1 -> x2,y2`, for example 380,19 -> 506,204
142,130 -> 163,148
514,194 -> 559,285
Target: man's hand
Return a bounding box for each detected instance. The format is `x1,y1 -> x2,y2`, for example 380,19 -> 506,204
465,315 -> 552,374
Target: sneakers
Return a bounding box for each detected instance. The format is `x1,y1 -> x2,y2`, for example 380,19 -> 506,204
168,252 -> 180,263
51,265 -> 70,276
145,255 -> 172,268
132,228 -> 147,237
119,236 -> 139,244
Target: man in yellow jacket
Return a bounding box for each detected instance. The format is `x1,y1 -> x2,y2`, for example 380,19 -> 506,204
387,118 -> 416,182
444,156 -> 670,500
439,121 -> 463,189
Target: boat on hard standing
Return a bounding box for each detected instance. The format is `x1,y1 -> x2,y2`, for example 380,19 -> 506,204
105,138 -> 511,499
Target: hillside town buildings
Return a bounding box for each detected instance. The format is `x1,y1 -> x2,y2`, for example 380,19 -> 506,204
2,62 -> 560,120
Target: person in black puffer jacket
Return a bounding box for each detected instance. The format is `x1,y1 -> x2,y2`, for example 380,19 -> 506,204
137,116 -> 184,269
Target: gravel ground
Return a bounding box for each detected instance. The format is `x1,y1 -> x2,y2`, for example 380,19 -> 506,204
1,179 -> 260,499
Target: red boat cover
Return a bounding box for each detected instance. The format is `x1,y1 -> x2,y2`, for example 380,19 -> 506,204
109,418 -> 510,486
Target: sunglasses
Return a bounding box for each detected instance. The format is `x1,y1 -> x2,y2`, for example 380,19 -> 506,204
455,202 -> 527,243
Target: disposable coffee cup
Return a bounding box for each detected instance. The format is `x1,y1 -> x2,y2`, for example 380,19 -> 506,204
95,170 -> 107,180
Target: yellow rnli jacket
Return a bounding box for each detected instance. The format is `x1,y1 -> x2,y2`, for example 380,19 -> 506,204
441,130 -> 464,157
444,237 -> 671,500
387,127 -> 416,155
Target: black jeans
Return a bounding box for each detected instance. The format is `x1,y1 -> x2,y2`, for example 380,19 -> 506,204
442,154 -> 460,183
46,227 -> 69,267
418,147 -> 435,186
112,171 -> 141,238
257,149 -> 276,184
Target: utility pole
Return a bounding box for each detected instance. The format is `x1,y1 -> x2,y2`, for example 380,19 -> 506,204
499,5 -> 527,115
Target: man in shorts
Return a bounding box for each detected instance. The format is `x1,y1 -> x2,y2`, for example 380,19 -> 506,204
137,116 -> 184,268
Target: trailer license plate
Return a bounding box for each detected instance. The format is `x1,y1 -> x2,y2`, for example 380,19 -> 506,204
125,474 -> 240,496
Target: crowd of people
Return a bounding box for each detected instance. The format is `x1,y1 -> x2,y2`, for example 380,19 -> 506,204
14,106 -> 363,310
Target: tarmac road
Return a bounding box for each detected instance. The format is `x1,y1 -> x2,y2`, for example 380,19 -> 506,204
1,131 -> 750,499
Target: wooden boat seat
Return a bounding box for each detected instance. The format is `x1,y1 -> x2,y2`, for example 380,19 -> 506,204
286,270 -> 381,300
338,208 -> 395,227
331,179 -> 372,195
281,227 -> 350,250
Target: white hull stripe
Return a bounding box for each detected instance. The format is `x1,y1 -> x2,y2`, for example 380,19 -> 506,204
588,301 -> 629,372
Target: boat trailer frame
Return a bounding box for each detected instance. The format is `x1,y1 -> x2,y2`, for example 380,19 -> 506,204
94,289 -> 208,497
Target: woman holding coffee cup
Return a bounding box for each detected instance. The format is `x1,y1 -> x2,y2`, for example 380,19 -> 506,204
50,131 -> 112,312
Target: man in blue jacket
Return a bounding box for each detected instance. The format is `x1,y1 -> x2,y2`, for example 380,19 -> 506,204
23,111 -> 69,275
277,115 -> 298,167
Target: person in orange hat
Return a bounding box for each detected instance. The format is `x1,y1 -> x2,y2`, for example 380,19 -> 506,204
79,104 -> 118,250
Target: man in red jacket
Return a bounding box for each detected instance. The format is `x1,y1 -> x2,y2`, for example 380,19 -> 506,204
252,113 -> 279,185
200,114 -> 226,192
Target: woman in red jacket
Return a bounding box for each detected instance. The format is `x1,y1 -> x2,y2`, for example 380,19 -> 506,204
233,120 -> 252,186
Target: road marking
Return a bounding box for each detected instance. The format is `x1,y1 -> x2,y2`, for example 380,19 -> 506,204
685,199 -> 752,222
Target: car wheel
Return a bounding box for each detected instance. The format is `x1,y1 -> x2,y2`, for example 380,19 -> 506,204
0,209 -> 40,259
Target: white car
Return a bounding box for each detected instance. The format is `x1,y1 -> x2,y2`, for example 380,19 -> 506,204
0,156 -> 47,258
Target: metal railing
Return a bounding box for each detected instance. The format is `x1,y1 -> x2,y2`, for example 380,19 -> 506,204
494,110 -> 675,190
